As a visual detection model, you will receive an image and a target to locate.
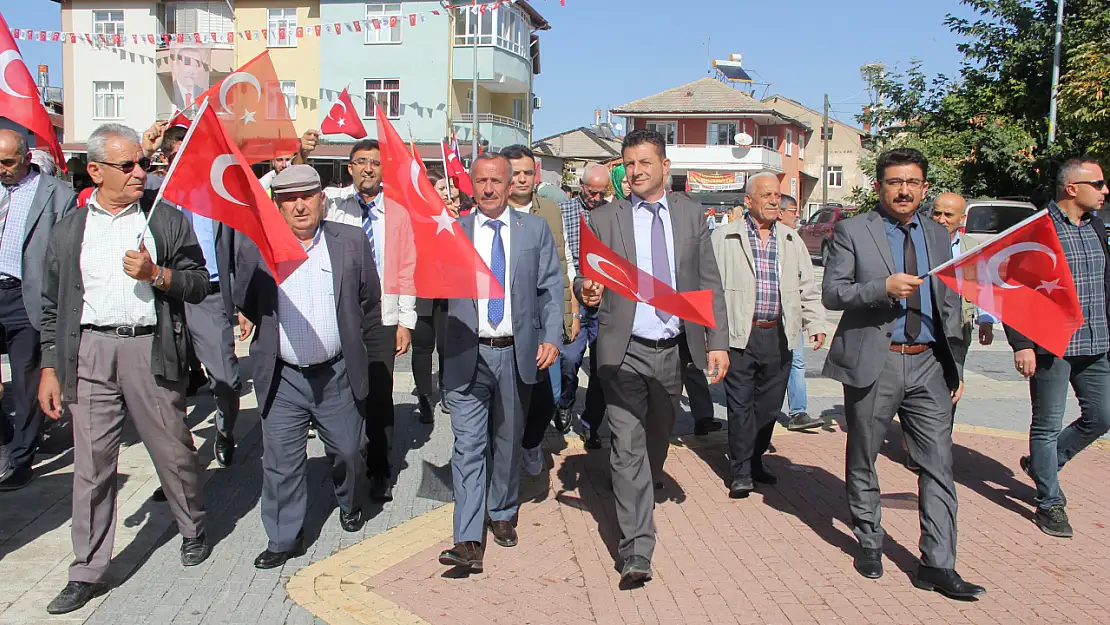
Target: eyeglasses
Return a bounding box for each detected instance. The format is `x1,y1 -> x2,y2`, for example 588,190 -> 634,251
1074,180 -> 1107,191
351,158 -> 382,168
94,157 -> 152,174
782,208 -> 801,214
883,178 -> 925,189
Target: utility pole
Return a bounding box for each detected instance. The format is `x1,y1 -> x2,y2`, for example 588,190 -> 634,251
1047,0 -> 1065,145
471,1 -> 480,159
822,93 -> 830,208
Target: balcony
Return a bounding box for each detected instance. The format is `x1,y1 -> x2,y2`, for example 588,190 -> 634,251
453,114 -> 531,151
665,145 -> 783,174
452,46 -> 532,94
155,45 -> 235,76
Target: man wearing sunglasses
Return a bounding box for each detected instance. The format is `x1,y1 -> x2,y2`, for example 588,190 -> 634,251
1006,158 -> 1110,540
40,123 -> 212,615
0,130 -> 76,492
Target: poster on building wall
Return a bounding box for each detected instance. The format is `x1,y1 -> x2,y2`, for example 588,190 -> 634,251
688,171 -> 746,192
170,45 -> 213,114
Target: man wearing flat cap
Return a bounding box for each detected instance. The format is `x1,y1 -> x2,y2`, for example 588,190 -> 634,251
234,165 -> 383,569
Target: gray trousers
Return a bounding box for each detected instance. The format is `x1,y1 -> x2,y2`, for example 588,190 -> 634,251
844,348 -> 958,569
261,358 -> 366,552
185,291 -> 241,439
600,340 -> 682,562
69,331 -> 205,583
447,344 -> 531,544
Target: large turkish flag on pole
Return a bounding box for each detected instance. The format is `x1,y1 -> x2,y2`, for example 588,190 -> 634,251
932,210 -> 1083,357
158,98 -> 307,283
579,216 -> 717,328
195,51 -> 300,164
376,105 -> 502,299
0,13 -> 66,172
320,88 -> 367,139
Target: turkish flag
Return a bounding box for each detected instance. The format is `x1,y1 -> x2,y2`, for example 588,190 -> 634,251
933,210 -> 1082,357
376,104 -> 502,300
194,50 -> 300,164
579,215 -> 717,328
0,14 -> 66,172
167,110 -> 192,129
442,136 -> 474,197
320,88 -> 366,139
159,98 -> 307,283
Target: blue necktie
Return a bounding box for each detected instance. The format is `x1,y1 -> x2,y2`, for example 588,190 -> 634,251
486,220 -> 506,327
362,200 -> 377,269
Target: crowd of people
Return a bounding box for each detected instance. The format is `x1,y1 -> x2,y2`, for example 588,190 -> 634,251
0,119 -> 1106,615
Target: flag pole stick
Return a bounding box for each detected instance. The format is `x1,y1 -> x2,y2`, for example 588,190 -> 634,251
136,97 -> 211,249
927,207 -> 1048,276
440,138 -> 454,199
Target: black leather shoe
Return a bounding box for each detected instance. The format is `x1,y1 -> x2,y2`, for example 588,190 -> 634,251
488,519 -> 518,547
729,477 -> 754,499
912,566 -> 986,599
620,555 -> 652,585
694,418 -> 723,436
46,581 -> 104,614
582,430 -> 602,450
853,548 -> 883,579
340,508 -> 364,532
417,395 -> 435,424
553,408 -> 573,435
785,412 -> 824,432
0,466 -> 33,491
214,433 -> 235,468
254,534 -> 305,570
370,475 -> 394,502
181,534 -> 211,567
752,467 -> 777,485
150,487 -> 167,502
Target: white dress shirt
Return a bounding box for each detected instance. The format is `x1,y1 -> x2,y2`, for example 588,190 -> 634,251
277,228 -> 343,365
80,194 -> 159,327
475,209 -> 513,338
322,185 -> 416,329
630,193 -> 681,340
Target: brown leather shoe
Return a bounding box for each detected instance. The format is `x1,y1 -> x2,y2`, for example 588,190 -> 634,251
438,541 -> 484,572
488,520 -> 518,547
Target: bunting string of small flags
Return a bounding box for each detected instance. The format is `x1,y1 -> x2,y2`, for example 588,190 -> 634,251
6,0 -> 567,47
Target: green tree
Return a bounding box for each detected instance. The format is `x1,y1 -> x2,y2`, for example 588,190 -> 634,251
1057,40 -> 1110,158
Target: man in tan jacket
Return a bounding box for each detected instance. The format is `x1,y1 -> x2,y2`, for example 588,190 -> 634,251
712,173 -> 828,498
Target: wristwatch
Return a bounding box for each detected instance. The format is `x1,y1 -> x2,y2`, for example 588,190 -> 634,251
572,313 -> 583,320
151,266 -> 166,289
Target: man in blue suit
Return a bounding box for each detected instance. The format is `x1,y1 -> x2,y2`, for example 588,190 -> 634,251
438,153 -> 563,573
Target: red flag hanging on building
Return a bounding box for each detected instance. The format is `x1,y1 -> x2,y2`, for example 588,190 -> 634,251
194,50 -> 300,164
932,210 -> 1083,357
376,104 -> 502,300
159,98 -> 307,283
442,134 -> 474,196
579,215 -> 717,328
0,13 -> 66,172
320,88 -> 367,139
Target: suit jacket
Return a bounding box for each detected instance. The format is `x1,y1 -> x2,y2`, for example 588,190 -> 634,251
573,192 -> 729,372
441,208 -> 563,390
19,168 -> 77,330
711,217 -> 828,350
234,221 -> 382,416
821,210 -> 965,390
527,194 -> 572,337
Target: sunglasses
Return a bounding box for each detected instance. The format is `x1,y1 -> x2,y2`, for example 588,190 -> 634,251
1074,180 -> 1107,191
94,157 -> 152,174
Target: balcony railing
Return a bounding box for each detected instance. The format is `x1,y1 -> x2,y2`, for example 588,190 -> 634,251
455,113 -> 531,133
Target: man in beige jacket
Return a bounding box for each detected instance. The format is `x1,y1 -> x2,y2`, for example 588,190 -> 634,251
712,173 -> 828,498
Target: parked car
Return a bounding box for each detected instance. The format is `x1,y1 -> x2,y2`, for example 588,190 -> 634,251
797,204 -> 857,265
960,199 -> 1037,248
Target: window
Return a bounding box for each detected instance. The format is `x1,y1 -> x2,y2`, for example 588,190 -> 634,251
815,210 -> 833,225
365,79 -> 400,118
365,3 -> 401,44
93,10 -> 125,38
790,178 -> 797,198
800,134 -> 805,159
820,126 -> 833,141
785,129 -> 793,156
162,3 -> 234,47
465,88 -> 474,115
645,122 -> 677,145
827,166 -> 843,188
512,98 -> 523,122
268,8 -> 297,48
455,4 -> 528,57
708,122 -> 737,146
268,80 -> 296,120
94,81 -> 125,119
760,134 -> 777,150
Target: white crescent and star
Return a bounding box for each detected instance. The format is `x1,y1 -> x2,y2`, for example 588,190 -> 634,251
410,161 -> 428,202
984,242 -> 1057,291
210,155 -> 248,206
432,208 -> 455,235
585,253 -> 646,303
328,95 -> 348,124
0,50 -> 31,100
219,71 -> 262,123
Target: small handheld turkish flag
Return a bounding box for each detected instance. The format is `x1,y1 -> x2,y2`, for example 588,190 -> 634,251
320,88 -> 367,139
0,13 -> 66,172
932,210 -> 1083,357
579,215 -> 717,328
159,98 -> 308,283
443,136 -> 474,197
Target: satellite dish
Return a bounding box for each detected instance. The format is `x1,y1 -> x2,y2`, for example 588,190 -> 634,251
614,123 -> 624,132
734,132 -> 753,146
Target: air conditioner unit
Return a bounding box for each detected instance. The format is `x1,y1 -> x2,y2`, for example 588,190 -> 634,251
532,95 -> 542,110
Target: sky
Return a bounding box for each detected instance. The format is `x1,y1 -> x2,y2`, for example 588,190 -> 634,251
5,0 -> 979,138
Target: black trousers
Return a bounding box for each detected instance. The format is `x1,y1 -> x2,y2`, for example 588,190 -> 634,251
521,368 -> 556,450
0,285 -> 43,473
411,300 -> 446,396
723,324 -> 790,479
365,325 -> 396,479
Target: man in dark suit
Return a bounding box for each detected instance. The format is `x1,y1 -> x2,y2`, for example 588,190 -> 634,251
0,130 -> 75,490
234,165 -> 380,569
576,129 -> 729,586
437,153 -> 563,574
822,148 -> 984,599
